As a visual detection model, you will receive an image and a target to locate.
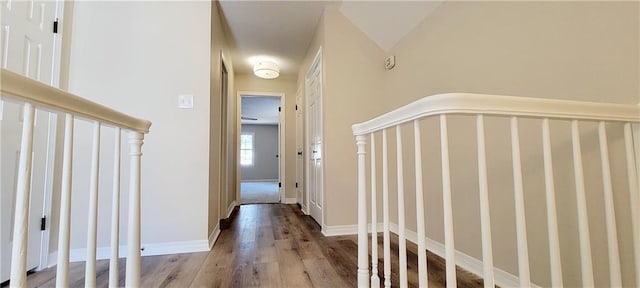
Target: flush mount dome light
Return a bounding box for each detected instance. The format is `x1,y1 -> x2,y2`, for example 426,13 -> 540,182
253,61 -> 280,79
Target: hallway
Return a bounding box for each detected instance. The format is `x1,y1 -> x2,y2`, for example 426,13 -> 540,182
22,204 -> 483,287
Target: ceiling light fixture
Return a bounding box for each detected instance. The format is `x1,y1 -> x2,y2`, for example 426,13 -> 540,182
253,61 -> 280,79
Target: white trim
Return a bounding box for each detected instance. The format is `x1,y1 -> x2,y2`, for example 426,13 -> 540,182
305,47 -> 324,228
322,223 -> 383,237
38,113 -> 59,271
321,222 -> 536,288
352,93 -> 640,136
241,179 -> 278,183
48,240 -> 210,268
282,198 -> 297,204
237,91 -> 286,205
209,224 -> 221,250
239,131 -> 255,167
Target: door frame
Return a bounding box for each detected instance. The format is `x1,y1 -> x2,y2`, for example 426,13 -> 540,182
305,47 -> 323,228
1,0 -> 67,273
236,91 -> 286,204
295,85 -> 305,212
219,50 -> 232,221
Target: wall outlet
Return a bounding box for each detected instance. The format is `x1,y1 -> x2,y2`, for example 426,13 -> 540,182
385,55 -> 396,70
178,94 -> 194,109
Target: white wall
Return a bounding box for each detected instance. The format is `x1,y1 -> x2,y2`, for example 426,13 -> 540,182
56,1 -> 212,253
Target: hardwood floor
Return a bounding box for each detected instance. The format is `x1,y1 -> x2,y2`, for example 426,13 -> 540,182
20,204 -> 483,287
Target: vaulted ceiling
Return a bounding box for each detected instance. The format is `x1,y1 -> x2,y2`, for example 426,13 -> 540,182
218,1 -> 444,78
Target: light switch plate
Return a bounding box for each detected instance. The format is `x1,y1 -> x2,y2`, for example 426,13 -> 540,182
178,94 -> 194,109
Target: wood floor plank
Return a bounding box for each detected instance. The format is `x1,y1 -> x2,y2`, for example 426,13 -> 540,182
275,239 -> 314,288
22,204 -> 483,288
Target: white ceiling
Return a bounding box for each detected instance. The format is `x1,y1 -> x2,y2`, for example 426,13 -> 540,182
241,96 -> 281,125
218,1 -> 330,76
218,1 -> 443,77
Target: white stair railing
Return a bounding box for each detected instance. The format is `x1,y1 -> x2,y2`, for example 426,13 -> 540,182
352,93 -> 640,287
1,69 -> 151,287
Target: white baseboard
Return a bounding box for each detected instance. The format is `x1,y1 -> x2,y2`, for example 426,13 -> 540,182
323,224 -> 356,236
48,239 -> 210,267
241,179 -> 278,182
282,197 -> 297,204
322,222 -> 534,288
209,224 -> 221,250
301,205 -> 309,215
322,223 -> 383,237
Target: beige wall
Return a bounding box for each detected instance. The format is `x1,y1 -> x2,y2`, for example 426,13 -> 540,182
209,1 -> 237,236
297,1 -> 639,286
63,1 -> 213,250
382,2 -> 639,286
235,74 -> 297,200
297,7 -> 387,228
296,10 -> 325,213
240,124 -> 279,181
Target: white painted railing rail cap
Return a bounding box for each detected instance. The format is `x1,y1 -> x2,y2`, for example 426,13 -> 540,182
1,69 -> 152,133
352,93 -> 640,136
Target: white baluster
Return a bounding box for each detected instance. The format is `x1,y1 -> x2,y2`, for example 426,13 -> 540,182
440,115 -> 456,288
396,125 -> 408,288
126,131 -> 144,287
510,117 -> 530,288
56,114 -> 74,287
371,133 -> 380,287
356,135 -> 370,288
9,103 -> 35,287
598,121 -> 622,287
571,120 -> 594,287
86,122 -> 101,287
476,115 -> 495,288
624,123 -> 640,287
541,118 -> 563,287
109,127 -> 122,288
382,129 -> 391,288
414,120 -> 428,287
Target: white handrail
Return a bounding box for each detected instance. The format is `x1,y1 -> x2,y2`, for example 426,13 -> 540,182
353,92 -> 639,288
352,93 -> 640,135
3,69 -> 150,287
1,69 -> 151,133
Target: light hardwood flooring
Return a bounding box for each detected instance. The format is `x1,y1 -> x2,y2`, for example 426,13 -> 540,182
18,204 -> 483,287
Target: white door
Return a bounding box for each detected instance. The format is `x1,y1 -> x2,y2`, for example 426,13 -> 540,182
295,88 -> 304,209
1,0 -> 61,282
306,49 -> 322,225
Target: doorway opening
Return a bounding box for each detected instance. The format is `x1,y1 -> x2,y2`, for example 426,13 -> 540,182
237,92 -> 285,204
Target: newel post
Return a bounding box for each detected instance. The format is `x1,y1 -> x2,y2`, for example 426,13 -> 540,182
356,135 -> 370,288
126,131 -> 144,287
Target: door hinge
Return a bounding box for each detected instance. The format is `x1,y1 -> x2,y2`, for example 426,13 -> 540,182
295,182 -> 298,188
53,19 -> 59,34
40,216 -> 46,231
295,105 -> 298,110
278,106 -> 281,112
279,182 -> 282,188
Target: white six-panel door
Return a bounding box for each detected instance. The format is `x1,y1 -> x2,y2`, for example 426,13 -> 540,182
306,49 -> 322,226
1,0 -> 61,282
